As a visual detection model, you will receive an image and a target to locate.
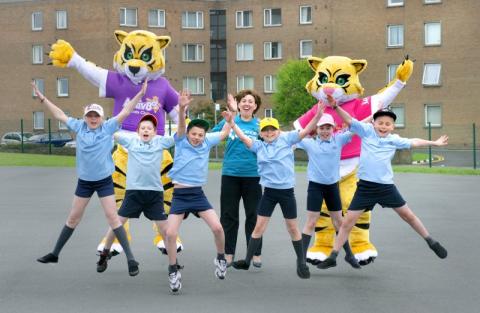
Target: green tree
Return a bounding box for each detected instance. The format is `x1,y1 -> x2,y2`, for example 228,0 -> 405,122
272,59 -> 317,125
188,99 -> 227,127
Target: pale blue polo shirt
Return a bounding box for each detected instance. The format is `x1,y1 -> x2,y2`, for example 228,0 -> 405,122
116,134 -> 174,191
350,119 -> 412,184
66,117 -> 119,181
297,131 -> 353,185
168,132 -> 222,186
250,130 -> 301,189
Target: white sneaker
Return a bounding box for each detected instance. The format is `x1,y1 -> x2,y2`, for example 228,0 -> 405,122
214,258 -> 227,280
168,270 -> 182,292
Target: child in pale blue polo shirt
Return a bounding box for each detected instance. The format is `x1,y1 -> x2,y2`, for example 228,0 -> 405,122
96,113 -> 175,273
223,103 -> 323,279
164,90 -> 231,292
296,112 -> 361,269
33,80 -> 148,276
318,99 -> 449,269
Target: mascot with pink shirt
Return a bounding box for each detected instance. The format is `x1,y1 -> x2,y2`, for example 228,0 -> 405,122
294,55 -> 413,265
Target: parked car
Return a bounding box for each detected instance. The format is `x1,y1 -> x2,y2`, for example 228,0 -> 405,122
65,140 -> 76,148
28,132 -> 73,147
1,132 -> 33,145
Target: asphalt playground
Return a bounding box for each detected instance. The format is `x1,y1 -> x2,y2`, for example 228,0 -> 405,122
0,167 -> 478,313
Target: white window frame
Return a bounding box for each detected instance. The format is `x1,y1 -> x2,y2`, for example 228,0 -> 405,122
32,12 -> 43,31
387,0 -> 404,7
299,6 -> 312,24
236,10 -> 253,28
56,10 -> 68,29
264,75 -> 277,93
183,77 -> 205,95
387,24 -> 404,47
387,64 -> 399,83
182,11 -> 204,29
390,105 -> 405,128
300,40 -> 313,58
424,0 -> 442,4
32,78 -> 45,97
148,9 -> 166,28
59,111 -> 70,130
32,45 -> 43,64
57,78 -> 69,97
264,42 -> 282,60
424,22 -> 441,46
120,8 -> 137,27
424,104 -> 442,127
264,108 -> 273,118
422,63 -> 441,86
236,76 -> 254,92
236,43 -> 254,61
264,8 -> 282,27
182,44 -> 204,62
33,111 -> 45,130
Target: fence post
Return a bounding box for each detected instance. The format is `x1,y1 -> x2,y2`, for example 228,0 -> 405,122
428,122 -> 432,168
474,123 -> 477,170
48,119 -> 52,155
20,119 -> 24,153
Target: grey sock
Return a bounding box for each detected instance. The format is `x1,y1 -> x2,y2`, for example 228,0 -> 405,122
113,226 -> 135,261
301,233 -> 311,258
245,237 -> 262,265
292,239 -> 306,265
52,225 -> 75,257
329,250 -> 339,260
425,236 -> 436,247
343,240 -> 355,258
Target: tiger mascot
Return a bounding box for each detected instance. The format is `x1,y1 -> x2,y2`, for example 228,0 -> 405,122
294,55 -> 413,265
48,30 -> 183,255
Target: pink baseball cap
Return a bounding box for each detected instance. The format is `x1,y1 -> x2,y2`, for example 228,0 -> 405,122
317,113 -> 335,127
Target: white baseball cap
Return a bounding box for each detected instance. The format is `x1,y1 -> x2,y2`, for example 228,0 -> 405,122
84,103 -> 104,117
317,113 -> 335,127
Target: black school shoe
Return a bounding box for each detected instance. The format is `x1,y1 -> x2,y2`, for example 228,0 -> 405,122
428,241 -> 448,259
37,253 -> 58,264
96,251 -> 111,273
296,263 -> 310,279
317,256 -> 337,269
128,260 -> 139,276
344,255 -> 361,269
232,260 -> 250,270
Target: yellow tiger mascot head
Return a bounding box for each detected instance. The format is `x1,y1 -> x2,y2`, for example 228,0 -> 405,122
113,30 -> 170,85
305,56 -> 367,105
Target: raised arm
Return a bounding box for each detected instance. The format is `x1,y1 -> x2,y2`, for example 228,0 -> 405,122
298,101 -> 325,140
330,95 -> 353,126
31,82 -> 68,123
116,79 -> 148,124
222,110 -> 253,149
176,90 -> 193,138
411,135 -> 448,148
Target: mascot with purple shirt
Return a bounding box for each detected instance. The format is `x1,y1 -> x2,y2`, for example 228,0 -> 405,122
49,30 -> 183,254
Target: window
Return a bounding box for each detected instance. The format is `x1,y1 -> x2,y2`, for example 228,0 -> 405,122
32,45 -> 43,64
59,111 -> 70,130
390,105 -> 405,127
264,8 -> 282,26
299,6 -> 312,24
57,78 -> 69,97
182,11 -> 204,29
56,10 -> 67,29
424,105 -> 442,127
237,76 -> 254,92
300,40 -> 313,58
425,22 -> 441,46
182,44 -> 204,62
387,25 -> 404,47
387,64 -> 399,83
32,79 -> 44,97
422,63 -> 441,86
120,8 -> 137,27
425,0 -> 442,4
236,43 -> 254,61
264,109 -> 274,118
387,0 -> 404,7
148,9 -> 165,28
264,42 -> 282,60
183,77 -> 204,95
236,10 -> 252,28
264,75 -> 277,93
33,111 -> 45,130
32,12 -> 42,31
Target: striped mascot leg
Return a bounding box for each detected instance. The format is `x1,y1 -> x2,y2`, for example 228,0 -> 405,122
96,145 -> 183,255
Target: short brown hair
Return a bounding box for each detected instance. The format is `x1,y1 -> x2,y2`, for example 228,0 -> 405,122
234,89 -> 262,114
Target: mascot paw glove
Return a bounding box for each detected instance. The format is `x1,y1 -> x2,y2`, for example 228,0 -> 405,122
49,39 -> 75,68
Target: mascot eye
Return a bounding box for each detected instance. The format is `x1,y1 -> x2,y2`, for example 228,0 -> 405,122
141,51 -> 151,62
124,47 -> 134,60
318,73 -> 329,84
335,74 -> 350,86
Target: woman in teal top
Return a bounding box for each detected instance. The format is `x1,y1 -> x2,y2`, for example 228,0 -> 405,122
211,90 -> 263,267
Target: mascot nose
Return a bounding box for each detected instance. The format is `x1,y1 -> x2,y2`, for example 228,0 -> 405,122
323,87 -> 335,95
129,66 -> 140,75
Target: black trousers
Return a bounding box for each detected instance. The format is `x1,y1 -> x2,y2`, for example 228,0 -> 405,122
220,175 -> 262,256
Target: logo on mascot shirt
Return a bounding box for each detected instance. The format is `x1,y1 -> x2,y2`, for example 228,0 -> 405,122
122,96 -> 162,114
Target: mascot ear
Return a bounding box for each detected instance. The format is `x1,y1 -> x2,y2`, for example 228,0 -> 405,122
350,60 -> 368,75
114,30 -> 129,45
156,36 -> 171,49
307,57 -> 323,72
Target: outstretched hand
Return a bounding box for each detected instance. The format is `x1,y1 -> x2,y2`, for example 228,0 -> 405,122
326,95 -> 336,109
31,81 -> 45,100
221,110 -> 235,125
434,135 -> 449,146
227,94 -> 238,112
138,79 -> 149,97
178,90 -> 193,110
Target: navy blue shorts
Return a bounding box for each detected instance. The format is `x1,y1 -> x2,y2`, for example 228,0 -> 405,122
349,180 -> 406,211
118,190 -> 166,221
75,176 -> 114,198
307,181 -> 342,212
258,187 -> 297,219
170,187 -> 213,218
